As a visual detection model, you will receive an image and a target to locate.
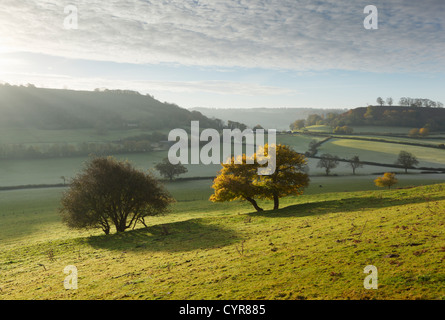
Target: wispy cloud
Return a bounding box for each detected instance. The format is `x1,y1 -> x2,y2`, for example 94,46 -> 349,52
0,0 -> 444,72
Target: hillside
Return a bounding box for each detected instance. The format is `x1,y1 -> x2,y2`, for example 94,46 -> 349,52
0,84 -> 222,131
1,183 -> 444,300
335,105 -> 445,131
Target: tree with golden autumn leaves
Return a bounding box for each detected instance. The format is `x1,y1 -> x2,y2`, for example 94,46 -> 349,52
210,153 -> 265,211
374,172 -> 398,189
210,144 -> 309,211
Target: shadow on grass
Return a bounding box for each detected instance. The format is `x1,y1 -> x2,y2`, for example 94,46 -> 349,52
249,193 -> 445,219
86,218 -> 240,253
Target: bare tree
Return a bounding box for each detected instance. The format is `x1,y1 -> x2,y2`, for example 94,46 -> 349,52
317,153 -> 339,176
376,97 -> 384,106
349,155 -> 363,175
60,157 -> 174,234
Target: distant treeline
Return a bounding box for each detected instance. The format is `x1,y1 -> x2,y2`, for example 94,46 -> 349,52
0,141 -> 155,160
291,104 -> 445,131
0,131 -> 172,159
308,154 -> 445,173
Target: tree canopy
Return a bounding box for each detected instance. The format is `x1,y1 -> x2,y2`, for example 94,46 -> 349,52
155,158 -> 188,181
256,144 -> 310,210
210,154 -> 265,211
395,151 -> 419,173
317,153 -> 340,176
374,172 -> 398,189
290,119 -> 306,131
210,144 -> 309,211
60,157 -> 174,234
289,103 -> 445,131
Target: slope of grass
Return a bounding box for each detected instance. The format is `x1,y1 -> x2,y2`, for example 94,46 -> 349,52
350,126 -> 412,134
2,131 -> 444,187
319,138 -> 445,168
276,134 -> 324,154
340,134 -> 445,147
0,151 -> 222,187
1,183 -> 444,300
304,125 -> 332,133
0,127 -> 159,145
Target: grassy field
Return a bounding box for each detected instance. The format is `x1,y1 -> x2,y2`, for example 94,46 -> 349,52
337,135 -> 445,147
1,181 -> 444,300
1,127 -> 445,300
0,151 -> 222,187
319,138 -> 445,168
0,127 -> 152,145
0,134 -> 321,187
303,125 -> 332,133
276,134 -> 324,154
2,131 -> 444,187
350,126 -> 411,134
302,125 -> 413,134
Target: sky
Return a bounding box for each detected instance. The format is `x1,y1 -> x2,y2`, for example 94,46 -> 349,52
0,0 -> 444,109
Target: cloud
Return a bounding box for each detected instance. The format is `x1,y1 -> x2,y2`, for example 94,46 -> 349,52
0,0 -> 444,72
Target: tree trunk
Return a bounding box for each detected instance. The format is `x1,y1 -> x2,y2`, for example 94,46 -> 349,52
115,218 -> 127,233
100,218 -> 111,235
273,194 -> 279,210
102,225 -> 110,235
245,197 -> 263,212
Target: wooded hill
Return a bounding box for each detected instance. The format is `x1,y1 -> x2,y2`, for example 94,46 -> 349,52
0,84 -> 224,131
335,105 -> 445,131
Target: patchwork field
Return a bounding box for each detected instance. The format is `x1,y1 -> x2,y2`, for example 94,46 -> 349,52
319,138 -> 445,168
1,128 -> 445,300
3,130 -> 445,187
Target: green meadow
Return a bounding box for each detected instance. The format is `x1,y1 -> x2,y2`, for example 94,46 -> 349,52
4,130 -> 444,187
1,127 -> 445,300
1,181 -> 444,300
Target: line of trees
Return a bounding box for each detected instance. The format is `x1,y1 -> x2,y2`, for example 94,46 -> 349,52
313,151 -> 418,176
0,140 -> 157,160
0,132 -> 172,160
376,97 -> 443,108
316,154 -> 363,176
408,127 -> 429,137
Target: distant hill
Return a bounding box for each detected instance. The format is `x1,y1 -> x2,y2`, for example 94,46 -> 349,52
0,84 -> 222,131
191,107 -> 347,131
336,105 -> 445,131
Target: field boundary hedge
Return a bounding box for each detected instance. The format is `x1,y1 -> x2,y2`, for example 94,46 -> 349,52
308,155 -> 445,173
